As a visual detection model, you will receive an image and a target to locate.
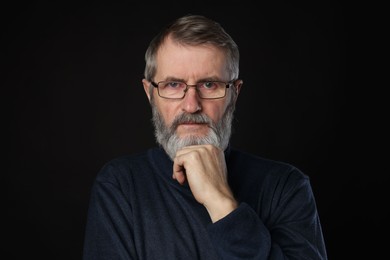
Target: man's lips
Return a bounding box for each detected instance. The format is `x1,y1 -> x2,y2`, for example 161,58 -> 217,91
177,122 -> 208,130
178,121 -> 208,127
179,121 -> 206,125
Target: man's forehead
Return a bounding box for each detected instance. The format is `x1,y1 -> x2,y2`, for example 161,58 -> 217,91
155,39 -> 229,81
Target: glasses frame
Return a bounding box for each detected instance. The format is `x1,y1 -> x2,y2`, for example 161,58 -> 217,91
150,80 -> 234,100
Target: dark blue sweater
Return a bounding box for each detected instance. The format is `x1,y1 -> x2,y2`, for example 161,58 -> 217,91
83,147 -> 327,259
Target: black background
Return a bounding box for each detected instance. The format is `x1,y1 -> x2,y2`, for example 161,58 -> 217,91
4,2 -> 380,259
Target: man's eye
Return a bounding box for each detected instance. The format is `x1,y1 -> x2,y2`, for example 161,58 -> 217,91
202,82 -> 217,89
167,82 -> 182,88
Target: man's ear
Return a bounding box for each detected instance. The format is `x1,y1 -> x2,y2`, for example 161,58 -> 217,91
233,79 -> 243,101
142,79 -> 152,102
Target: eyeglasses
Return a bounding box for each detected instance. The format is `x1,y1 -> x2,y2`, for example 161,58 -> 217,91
150,80 -> 233,99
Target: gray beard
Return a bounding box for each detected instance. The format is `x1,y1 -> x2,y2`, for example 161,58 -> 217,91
151,99 -> 235,160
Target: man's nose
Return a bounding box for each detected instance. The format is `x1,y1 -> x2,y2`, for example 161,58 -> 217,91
181,86 -> 202,113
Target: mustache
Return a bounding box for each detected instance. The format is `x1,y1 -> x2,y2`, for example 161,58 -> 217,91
171,113 -> 214,130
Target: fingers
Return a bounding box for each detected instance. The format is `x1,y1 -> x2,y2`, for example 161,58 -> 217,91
172,144 -> 224,189
172,145 -> 207,184
172,145 -> 208,184
172,161 -> 187,185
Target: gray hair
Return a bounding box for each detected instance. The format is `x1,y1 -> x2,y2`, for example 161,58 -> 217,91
144,14 -> 240,93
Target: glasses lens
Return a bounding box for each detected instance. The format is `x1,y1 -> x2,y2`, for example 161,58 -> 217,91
198,81 -> 226,99
158,81 -> 186,98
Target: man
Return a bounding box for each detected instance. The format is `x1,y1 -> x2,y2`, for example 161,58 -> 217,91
83,14 -> 327,259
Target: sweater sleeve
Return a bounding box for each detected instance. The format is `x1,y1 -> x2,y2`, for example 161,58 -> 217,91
207,203 -> 271,259
83,164 -> 137,260
206,172 -> 327,260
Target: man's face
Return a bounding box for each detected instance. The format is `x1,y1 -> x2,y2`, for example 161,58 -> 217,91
142,37 -> 240,159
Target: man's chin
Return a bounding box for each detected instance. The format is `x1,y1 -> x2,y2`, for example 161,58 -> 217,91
160,128 -> 221,159
175,131 -> 221,148
176,135 -> 206,146
177,133 -> 207,139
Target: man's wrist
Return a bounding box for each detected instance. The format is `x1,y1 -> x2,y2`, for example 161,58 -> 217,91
205,197 -> 238,223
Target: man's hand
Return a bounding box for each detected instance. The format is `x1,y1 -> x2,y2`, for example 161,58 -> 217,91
173,144 -> 238,222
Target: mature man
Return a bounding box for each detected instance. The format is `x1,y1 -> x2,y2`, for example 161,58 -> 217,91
83,14 -> 327,259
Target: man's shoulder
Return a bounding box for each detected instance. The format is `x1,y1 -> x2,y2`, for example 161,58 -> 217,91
229,148 -> 307,179
229,148 -> 291,167
107,149 -> 151,167
95,147 -> 159,181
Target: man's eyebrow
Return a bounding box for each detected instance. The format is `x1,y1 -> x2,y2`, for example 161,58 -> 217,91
162,77 -> 185,82
197,77 -> 223,82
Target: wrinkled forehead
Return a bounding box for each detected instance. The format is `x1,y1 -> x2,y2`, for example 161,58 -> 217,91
155,37 -> 230,81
